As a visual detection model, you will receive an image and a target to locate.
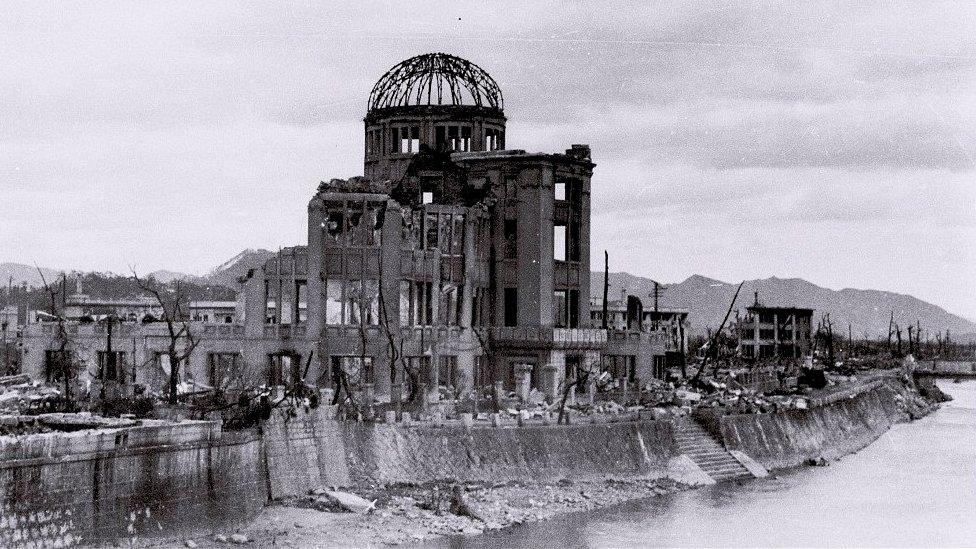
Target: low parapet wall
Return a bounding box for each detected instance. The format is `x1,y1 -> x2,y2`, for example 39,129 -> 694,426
262,409 -> 681,499
0,421 -> 267,548
719,379 -> 907,470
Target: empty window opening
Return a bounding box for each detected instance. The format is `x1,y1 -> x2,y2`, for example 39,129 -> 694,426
554,182 -> 566,201
553,224 -> 567,261
553,290 -> 568,328
504,219 -> 517,259
399,126 -> 420,153
422,191 -> 434,204
485,128 -> 504,151
400,280 -> 434,326
504,288 -> 518,327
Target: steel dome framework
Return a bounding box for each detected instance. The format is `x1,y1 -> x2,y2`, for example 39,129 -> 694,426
367,53 -> 503,112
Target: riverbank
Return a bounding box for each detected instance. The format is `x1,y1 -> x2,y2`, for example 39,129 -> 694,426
435,379 -> 975,548
137,374 -> 941,549
165,477 -> 688,548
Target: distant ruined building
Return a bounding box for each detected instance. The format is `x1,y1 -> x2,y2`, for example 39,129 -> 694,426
19,53 -> 681,403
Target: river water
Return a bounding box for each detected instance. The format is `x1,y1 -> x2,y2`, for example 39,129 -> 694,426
441,380 -> 976,548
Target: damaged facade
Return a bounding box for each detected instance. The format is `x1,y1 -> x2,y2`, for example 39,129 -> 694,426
18,53 -> 682,404
737,293 -> 813,360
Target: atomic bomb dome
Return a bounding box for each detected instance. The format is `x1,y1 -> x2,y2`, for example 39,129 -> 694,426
363,53 -> 508,181
367,52 -> 504,112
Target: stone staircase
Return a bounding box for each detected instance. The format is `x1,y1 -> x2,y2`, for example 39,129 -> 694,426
674,419 -> 753,482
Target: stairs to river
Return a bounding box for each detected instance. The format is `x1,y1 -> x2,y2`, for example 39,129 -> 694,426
674,419 -> 754,482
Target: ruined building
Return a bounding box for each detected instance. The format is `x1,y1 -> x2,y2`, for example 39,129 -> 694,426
19,53 -> 678,403
737,293 -> 813,360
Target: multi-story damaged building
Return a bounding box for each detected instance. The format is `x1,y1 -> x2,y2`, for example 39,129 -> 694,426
737,293 -> 813,360
19,53 -> 681,404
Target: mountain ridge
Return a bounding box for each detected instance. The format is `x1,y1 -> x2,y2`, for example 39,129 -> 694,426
4,255 -> 972,340
591,271 -> 976,340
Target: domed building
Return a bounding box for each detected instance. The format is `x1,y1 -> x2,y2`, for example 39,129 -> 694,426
290,52 -> 609,403
19,53 -> 681,413
363,53 -> 507,181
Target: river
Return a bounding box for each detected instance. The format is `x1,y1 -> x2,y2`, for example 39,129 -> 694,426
439,380 -> 976,548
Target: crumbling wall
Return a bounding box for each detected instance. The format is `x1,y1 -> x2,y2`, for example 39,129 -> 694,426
719,380 -> 907,470
262,409 -> 679,497
0,422 -> 266,548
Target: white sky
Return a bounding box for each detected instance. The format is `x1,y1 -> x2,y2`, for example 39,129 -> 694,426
2,2 -> 974,317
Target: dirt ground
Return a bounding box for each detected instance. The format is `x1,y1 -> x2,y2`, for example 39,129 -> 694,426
143,476 -> 688,548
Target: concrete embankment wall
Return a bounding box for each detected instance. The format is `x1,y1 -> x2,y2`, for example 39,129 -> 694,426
720,379 -> 907,470
0,422 -> 267,548
0,376 -> 925,546
262,409 -> 680,499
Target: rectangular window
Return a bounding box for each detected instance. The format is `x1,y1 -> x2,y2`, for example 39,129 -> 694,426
399,280 -> 412,325
343,280 -> 379,325
440,283 -> 461,326
553,290 -> 568,328
485,128 -> 503,151
653,355 -> 667,380
209,352 -> 241,389
459,126 -> 471,151
504,288 -> 518,327
759,312 -> 775,324
451,214 -> 464,255
504,219 -> 517,259
759,329 -> 776,340
399,126 -> 420,153
435,126 -> 447,151
742,344 -> 755,358
326,209 -> 345,244
425,213 -> 439,248
296,280 -> 308,324
97,351 -> 125,382
400,281 -> 434,326
326,279 -> 343,325
569,289 -> 580,328
268,352 -> 301,387
265,280 -> 279,324
553,224 -> 567,261
554,182 -> 566,201
438,355 -> 458,389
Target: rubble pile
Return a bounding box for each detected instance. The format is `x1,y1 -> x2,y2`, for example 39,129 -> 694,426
221,477 -> 688,547
0,374 -> 63,415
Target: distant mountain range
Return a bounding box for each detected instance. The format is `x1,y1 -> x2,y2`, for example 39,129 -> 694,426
591,272 -> 976,341
4,253 -> 974,341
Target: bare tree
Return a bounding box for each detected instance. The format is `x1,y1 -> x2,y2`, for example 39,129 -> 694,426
36,267 -> 79,408
556,358 -> 599,425
132,271 -> 199,404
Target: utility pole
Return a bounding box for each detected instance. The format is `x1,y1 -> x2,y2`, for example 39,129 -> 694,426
601,251 -> 609,329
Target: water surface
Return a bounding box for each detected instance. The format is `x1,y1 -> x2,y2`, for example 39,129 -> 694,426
441,380 -> 976,548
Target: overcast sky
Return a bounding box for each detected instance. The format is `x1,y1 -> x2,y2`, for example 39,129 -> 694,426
2,2 -> 974,317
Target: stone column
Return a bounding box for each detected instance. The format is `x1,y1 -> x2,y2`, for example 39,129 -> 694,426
514,362 -> 534,403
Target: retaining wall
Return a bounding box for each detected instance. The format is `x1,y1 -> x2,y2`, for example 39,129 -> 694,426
262,408 -> 679,499
0,421 -> 267,548
719,379 -> 906,470
0,376 -> 925,546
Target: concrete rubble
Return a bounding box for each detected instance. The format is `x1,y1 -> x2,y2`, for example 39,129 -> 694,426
178,477 -> 688,548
